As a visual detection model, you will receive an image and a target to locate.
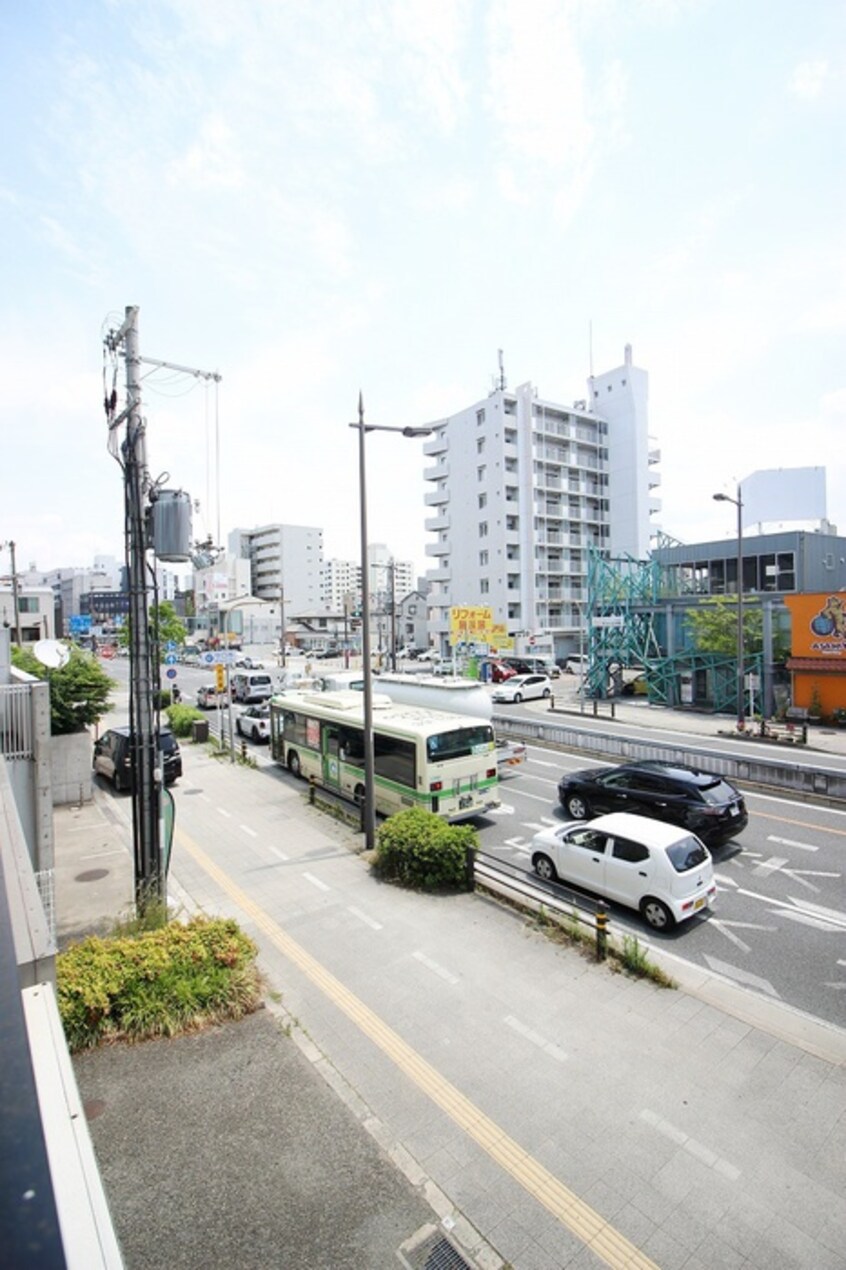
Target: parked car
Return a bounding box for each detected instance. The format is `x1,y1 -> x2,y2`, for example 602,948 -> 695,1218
196,683 -> 226,709
93,726 -> 182,792
236,704 -> 270,742
416,648 -> 441,663
621,672 -> 648,697
557,760 -> 748,846
313,647 -> 342,660
530,812 -> 716,930
488,661 -> 517,683
500,656 -> 560,678
491,673 -> 553,704
234,656 -> 265,670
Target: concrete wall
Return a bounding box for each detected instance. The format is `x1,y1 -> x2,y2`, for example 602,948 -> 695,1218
50,732 -> 93,806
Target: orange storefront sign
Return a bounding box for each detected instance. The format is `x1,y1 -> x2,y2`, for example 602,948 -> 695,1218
784,594 -> 846,659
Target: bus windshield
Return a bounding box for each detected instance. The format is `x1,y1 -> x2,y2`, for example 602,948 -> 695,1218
427,724 -> 494,763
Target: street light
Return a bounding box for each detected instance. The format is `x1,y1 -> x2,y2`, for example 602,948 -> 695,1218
713,484 -> 745,729
350,394 -> 432,850
1,540 -> 22,646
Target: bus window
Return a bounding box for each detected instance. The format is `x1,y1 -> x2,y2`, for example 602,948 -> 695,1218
374,733 -> 415,788
427,724 -> 493,763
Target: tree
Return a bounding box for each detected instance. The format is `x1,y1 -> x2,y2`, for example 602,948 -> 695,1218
684,597 -> 763,657
12,646 -> 115,734
117,601 -> 187,651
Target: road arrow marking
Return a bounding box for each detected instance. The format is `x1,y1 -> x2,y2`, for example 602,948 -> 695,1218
702,955 -> 780,997
709,919 -> 777,953
767,835 -> 818,852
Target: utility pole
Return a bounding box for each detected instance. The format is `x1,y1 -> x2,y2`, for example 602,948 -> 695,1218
389,558 -> 397,671
278,573 -> 286,668
105,306 -> 162,913
1,541 -> 22,646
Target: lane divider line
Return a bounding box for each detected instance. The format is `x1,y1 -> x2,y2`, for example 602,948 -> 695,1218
175,824 -> 659,1270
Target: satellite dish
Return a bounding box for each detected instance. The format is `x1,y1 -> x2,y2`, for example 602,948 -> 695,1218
34,639 -> 70,669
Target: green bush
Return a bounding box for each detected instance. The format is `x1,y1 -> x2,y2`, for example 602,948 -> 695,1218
372,807 -> 478,891
165,702 -> 206,736
57,916 -> 262,1052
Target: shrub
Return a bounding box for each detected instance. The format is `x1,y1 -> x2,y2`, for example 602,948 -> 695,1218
12,645 -> 114,734
57,916 -> 262,1052
372,807 -> 478,891
165,703 -> 206,737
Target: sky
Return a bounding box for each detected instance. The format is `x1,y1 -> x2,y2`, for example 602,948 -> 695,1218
2,0 -> 845,585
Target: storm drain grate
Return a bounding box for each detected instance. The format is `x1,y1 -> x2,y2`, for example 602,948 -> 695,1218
397,1224 -> 477,1270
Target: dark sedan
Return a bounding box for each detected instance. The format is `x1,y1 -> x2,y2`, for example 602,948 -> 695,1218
557,759 -> 747,846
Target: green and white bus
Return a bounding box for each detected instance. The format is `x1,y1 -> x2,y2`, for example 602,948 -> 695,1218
270,691 -> 500,821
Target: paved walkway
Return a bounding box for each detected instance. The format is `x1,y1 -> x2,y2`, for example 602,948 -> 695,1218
57,708 -> 846,1270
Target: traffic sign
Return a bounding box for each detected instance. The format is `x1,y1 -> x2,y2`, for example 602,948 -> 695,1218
165,653 -> 177,665
203,651 -> 215,665
166,668 -> 177,679
215,664 -> 226,692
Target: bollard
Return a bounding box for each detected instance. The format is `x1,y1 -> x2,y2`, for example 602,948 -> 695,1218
595,902 -> 608,961
240,741 -> 248,761
308,775 -> 316,805
465,844 -> 476,891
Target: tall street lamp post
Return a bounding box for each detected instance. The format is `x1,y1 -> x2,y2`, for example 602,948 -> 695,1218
350,395 -> 432,851
713,484 -> 745,729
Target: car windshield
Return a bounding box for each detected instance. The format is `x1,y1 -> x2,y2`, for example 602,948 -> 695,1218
666,836 -> 709,872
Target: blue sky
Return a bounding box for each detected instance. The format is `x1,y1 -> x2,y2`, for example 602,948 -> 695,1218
2,0 -> 844,581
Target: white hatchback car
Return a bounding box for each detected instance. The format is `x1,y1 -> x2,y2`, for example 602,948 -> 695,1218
491,673 -> 553,704
530,812 -> 716,930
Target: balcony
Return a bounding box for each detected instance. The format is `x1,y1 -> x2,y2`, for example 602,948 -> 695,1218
425,540 -> 450,557
423,433 -> 448,457
423,461 -> 449,482
424,488 -> 450,507
427,564 -> 452,584
425,513 -> 450,533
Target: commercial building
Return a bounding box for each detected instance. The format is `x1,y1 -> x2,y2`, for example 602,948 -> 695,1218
423,346 -> 659,657
228,524 -> 324,614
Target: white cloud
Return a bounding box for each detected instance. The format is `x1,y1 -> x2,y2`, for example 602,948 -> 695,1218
788,59 -> 829,100
168,114 -> 245,189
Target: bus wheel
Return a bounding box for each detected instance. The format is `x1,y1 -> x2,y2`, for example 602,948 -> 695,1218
287,750 -> 302,778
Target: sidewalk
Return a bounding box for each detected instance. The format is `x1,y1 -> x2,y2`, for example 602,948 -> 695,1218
57,725 -> 846,1270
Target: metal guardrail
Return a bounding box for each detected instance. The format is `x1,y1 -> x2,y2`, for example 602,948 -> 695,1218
493,711 -> 846,804
472,849 -> 610,961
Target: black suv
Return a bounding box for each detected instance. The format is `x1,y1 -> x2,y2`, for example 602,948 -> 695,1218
93,726 -> 182,792
557,759 -> 747,846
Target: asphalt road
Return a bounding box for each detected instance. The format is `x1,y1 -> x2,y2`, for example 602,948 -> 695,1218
102,653 -> 846,1030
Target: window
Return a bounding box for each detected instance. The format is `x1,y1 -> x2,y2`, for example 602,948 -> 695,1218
611,838 -> 650,864
478,493 -> 487,509
18,598 -> 40,613
479,550 -> 489,566
476,408 -> 485,426
567,828 -> 607,853
476,437 -> 486,453
480,579 -> 489,594
477,465 -> 486,482
479,522 -> 488,538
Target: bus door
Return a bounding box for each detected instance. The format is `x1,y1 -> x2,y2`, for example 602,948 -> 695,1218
322,723 -> 342,791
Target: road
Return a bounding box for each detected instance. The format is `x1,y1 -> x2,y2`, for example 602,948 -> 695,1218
102,653 -> 846,1030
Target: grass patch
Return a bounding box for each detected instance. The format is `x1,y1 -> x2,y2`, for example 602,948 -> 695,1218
57,915 -> 263,1052
613,933 -> 675,987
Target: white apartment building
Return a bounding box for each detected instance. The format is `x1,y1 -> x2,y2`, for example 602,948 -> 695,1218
228,524 -> 324,614
423,346 -> 660,657
0,586 -> 55,644
321,558 -> 362,612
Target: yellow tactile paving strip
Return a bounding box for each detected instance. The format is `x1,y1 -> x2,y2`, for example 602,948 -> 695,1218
177,826 -> 660,1270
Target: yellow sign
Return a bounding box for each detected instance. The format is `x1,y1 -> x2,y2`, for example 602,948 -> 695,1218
215,663 -> 226,692
450,606 -> 493,640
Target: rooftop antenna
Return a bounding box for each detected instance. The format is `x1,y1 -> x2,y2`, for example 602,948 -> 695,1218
498,348 -> 506,391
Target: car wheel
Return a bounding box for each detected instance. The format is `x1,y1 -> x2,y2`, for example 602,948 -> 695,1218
533,854 -> 558,882
564,793 -> 589,819
287,749 -> 302,778
113,769 -> 123,793
513,692 -> 523,703
640,897 -> 675,931
542,688 -> 551,698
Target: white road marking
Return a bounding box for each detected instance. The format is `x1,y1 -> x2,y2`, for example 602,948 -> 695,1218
516,789 -> 557,804
737,886 -> 846,931
488,803 -> 516,815
767,835 -> 818,853
239,824 -> 258,838
303,871 -> 330,892
504,836 -> 529,850
713,873 -> 740,888
504,1015 -> 567,1062
268,846 -> 289,861
702,955 -> 780,998
639,1109 -> 741,1180
708,919 -> 777,953
412,950 -> 459,985
217,807 -> 232,818
752,856 -> 788,877
348,906 -> 382,931
529,759 -> 561,769
780,868 -> 840,894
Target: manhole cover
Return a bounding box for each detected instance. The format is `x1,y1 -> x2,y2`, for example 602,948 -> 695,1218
75,869 -> 110,882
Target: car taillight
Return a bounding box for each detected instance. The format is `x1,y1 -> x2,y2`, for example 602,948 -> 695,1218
430,780 -> 443,792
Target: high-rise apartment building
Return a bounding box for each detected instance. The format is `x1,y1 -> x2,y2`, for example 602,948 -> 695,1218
423,346 -> 660,657
321,558 -> 362,612
228,524 -> 324,615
